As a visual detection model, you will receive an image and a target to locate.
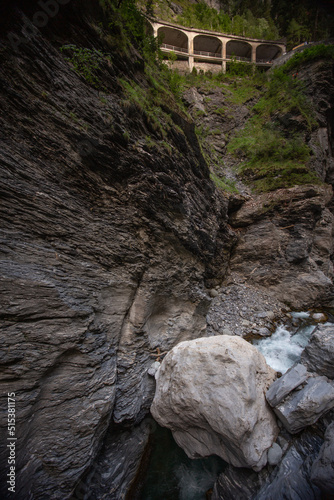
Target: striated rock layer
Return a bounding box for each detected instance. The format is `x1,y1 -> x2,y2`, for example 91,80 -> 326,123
0,2 -> 235,498
151,336 -> 278,470
229,184 -> 334,309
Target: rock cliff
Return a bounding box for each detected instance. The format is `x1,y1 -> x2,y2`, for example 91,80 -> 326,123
0,2 -> 234,498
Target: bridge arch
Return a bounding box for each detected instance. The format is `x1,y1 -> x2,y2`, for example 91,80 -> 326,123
157,26 -> 188,53
193,35 -> 222,58
256,44 -> 283,63
226,40 -> 252,61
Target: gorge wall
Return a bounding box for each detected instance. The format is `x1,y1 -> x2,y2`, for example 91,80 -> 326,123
0,1 -> 333,499
0,2 -> 235,498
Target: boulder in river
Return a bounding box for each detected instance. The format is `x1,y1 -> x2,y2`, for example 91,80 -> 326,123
301,324 -> 334,379
151,336 -> 278,470
266,363 -> 309,407
271,375 -> 334,434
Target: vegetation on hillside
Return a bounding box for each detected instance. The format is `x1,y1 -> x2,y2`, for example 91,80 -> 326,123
226,49 -> 329,192
271,0 -> 334,49
144,0 -> 334,49
148,44 -> 325,193
58,0 -> 196,157
177,3 -> 279,40
282,44 -> 334,72
58,1 -> 328,195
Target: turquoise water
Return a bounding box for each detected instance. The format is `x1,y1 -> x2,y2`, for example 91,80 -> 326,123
135,425 -> 226,500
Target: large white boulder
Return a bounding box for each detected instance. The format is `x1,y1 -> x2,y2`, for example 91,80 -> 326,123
151,336 -> 278,470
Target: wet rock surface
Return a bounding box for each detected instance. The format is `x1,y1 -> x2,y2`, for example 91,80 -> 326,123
266,363 -> 309,407
271,375 -> 334,434
71,420 -> 152,500
254,430 -> 323,500
151,336 -> 278,470
213,427 -> 324,500
311,421 -> 334,495
212,465 -> 269,500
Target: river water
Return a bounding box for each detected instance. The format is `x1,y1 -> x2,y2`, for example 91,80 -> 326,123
252,312 -> 315,373
136,425 -> 226,500
252,311 -> 331,373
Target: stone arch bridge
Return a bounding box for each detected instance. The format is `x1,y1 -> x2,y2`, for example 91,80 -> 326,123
150,20 -> 286,73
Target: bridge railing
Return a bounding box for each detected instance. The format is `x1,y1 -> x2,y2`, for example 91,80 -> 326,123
160,44 -> 274,65
193,49 -> 221,58
161,43 -> 188,53
226,55 -> 251,62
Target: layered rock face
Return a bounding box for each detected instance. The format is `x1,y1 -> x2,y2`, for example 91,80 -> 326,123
0,3 -> 234,498
229,184 -> 334,309
267,369 -> 334,434
301,323 -> 334,378
151,336 -> 278,470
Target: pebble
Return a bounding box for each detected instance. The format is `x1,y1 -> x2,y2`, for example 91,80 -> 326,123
148,361 -> 161,377
267,442 -> 283,465
312,312 -> 327,322
206,282 -> 284,339
222,328 -> 234,336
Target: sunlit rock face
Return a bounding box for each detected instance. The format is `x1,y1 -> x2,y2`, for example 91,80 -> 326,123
151,335 -> 278,471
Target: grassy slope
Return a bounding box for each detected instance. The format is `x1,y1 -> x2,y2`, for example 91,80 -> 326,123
166,45 -> 334,194
226,46 -> 334,192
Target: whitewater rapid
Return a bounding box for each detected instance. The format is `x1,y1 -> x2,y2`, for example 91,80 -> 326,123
252,311 -> 333,373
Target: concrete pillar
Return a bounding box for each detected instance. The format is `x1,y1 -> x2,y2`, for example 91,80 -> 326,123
222,41 -> 226,60
251,44 -> 257,64
188,33 -> 194,55
221,41 -> 226,73
188,33 -> 194,72
152,23 -> 158,39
